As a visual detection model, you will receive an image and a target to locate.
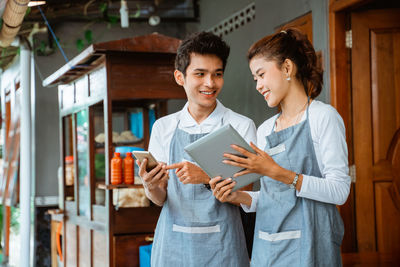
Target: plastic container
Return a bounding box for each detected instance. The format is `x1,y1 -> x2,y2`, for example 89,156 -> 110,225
65,156 -> 74,186
124,152 -> 135,185
111,152 -> 122,185
116,146 -> 145,183
139,243 -> 152,267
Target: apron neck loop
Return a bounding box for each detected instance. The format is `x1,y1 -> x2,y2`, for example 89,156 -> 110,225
176,107 -> 226,131
305,96 -> 311,119
272,96 -> 311,133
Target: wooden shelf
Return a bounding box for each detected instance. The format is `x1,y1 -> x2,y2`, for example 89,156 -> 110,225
96,182 -> 144,190
95,140 -> 144,148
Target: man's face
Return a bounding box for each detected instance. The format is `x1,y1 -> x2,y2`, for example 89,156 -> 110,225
174,53 -> 224,112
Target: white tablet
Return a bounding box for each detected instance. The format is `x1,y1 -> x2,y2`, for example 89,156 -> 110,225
184,124 -> 261,191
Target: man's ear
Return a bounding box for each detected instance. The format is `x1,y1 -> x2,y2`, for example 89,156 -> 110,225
174,70 -> 185,86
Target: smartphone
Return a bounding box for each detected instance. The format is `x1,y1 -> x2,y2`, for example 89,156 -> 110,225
132,151 -> 159,172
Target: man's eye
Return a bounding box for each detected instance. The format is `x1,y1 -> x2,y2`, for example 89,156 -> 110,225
195,73 -> 204,77
215,72 -> 223,77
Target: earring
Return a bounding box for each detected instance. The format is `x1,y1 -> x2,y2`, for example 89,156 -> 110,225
286,75 -> 291,81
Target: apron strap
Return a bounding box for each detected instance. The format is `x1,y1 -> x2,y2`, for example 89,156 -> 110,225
271,113 -> 281,133
305,96 -> 311,120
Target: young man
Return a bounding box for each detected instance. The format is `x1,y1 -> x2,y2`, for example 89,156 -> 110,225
137,32 -> 256,266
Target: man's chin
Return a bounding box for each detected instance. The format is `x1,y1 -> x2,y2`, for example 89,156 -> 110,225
199,99 -> 218,109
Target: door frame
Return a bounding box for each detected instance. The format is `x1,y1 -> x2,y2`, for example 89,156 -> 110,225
328,0 -> 368,253
329,0 -> 400,253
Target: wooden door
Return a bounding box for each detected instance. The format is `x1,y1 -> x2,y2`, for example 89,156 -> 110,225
352,8 -> 400,253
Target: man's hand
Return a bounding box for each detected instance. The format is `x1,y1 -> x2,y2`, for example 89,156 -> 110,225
137,159 -> 169,191
209,176 -> 252,206
209,176 -> 237,203
166,161 -> 210,184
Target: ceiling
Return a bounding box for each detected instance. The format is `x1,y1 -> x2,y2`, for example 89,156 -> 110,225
25,0 -> 198,23
0,0 -> 198,70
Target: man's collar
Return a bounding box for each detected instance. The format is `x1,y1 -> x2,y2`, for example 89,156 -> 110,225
179,100 -> 225,127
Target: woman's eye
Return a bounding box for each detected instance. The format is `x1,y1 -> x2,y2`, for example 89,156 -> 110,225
259,73 -> 264,78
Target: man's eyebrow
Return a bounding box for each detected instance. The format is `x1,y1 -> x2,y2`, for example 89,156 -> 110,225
192,68 -> 224,72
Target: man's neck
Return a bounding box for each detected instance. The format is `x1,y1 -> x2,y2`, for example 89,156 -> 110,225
187,102 -> 217,124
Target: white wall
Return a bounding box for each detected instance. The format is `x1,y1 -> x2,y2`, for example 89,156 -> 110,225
194,0 -> 330,126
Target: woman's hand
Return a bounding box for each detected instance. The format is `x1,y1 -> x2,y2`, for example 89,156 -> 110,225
137,159 -> 169,191
223,142 -> 280,178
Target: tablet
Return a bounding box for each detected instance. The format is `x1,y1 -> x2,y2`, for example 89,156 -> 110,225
184,124 -> 261,192
132,151 -> 158,172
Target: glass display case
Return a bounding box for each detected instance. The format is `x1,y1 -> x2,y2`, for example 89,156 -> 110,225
44,34 -> 185,267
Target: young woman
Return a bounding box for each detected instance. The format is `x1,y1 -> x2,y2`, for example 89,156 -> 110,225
210,29 -> 351,266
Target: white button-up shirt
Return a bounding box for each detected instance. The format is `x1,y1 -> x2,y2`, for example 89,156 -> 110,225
242,100 -> 351,211
149,100 -> 257,164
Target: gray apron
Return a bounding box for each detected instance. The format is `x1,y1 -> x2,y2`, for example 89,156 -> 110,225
151,115 -> 249,267
251,104 -> 344,267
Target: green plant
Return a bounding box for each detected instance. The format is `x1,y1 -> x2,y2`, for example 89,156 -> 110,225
0,205 -> 20,249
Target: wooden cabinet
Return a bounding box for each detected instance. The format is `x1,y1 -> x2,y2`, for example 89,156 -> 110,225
44,34 -> 186,267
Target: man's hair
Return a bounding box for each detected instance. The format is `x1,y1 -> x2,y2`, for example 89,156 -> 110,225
175,31 -> 230,75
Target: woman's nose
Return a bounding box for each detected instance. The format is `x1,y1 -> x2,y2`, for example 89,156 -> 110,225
256,80 -> 263,92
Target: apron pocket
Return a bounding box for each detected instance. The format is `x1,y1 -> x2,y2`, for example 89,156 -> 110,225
172,223 -> 222,266
258,230 -> 301,265
172,224 -> 220,234
258,230 -> 301,242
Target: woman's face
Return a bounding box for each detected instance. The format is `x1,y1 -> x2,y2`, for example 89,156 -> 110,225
249,56 -> 289,107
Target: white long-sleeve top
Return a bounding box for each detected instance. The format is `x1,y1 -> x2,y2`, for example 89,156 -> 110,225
241,100 -> 351,212
149,100 -> 257,164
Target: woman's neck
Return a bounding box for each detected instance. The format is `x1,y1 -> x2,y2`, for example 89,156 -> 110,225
280,84 -> 309,119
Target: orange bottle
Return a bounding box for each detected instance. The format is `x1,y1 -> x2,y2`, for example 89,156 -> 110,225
111,152 -> 122,185
123,152 -> 135,185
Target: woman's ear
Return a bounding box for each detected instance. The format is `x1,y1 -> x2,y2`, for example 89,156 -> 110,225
174,70 -> 185,86
283,59 -> 294,77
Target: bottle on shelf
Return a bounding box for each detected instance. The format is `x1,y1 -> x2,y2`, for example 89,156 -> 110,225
124,152 -> 134,185
111,152 -> 122,185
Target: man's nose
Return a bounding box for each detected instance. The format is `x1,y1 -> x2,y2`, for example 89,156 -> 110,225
204,75 -> 215,87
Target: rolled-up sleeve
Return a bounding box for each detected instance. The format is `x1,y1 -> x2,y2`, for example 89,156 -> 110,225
240,191 -> 260,212
297,107 -> 351,205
